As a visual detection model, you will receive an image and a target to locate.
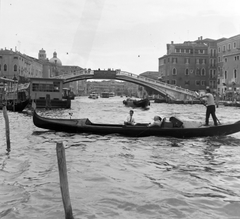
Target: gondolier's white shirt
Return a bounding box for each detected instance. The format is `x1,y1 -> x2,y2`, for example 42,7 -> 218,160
126,115 -> 136,124
205,93 -> 215,106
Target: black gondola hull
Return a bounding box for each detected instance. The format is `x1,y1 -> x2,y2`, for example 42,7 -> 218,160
33,111 -> 240,138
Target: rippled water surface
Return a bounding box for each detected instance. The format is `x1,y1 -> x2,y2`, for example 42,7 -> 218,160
1,96 -> 240,219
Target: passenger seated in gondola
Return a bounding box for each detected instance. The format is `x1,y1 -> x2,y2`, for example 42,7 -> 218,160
124,110 -> 136,125
169,116 -> 184,128
148,116 -> 163,127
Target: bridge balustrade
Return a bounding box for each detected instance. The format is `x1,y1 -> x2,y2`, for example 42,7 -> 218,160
118,70 -> 197,97
52,69 -> 197,99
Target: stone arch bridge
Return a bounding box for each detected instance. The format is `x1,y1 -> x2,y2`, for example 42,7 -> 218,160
53,69 -> 198,100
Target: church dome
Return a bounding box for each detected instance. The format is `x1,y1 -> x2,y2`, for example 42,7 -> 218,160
49,51 -> 62,66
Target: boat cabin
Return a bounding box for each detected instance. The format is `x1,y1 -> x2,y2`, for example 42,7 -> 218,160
29,77 -> 64,101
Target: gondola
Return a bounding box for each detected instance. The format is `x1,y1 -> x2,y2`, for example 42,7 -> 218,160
123,98 -> 150,108
0,99 -> 29,112
32,111 -> 240,138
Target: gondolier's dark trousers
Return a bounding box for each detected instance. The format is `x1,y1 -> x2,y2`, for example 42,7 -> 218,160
205,105 -> 218,126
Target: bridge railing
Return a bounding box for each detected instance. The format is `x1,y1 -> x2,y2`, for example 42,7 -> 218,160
52,69 -> 197,98
118,71 -> 196,97
52,69 -> 94,79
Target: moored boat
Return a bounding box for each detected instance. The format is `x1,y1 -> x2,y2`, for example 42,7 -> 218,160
101,92 -> 110,98
123,98 -> 150,108
32,111 -> 240,138
0,99 -> 30,112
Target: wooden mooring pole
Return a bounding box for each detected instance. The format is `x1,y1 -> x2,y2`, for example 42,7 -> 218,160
3,105 -> 11,153
56,142 -> 74,219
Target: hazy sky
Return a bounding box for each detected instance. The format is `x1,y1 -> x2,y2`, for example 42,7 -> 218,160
0,0 -> 240,74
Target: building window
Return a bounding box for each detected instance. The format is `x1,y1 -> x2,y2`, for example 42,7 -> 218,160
196,68 -> 200,75
185,58 -> 190,64
228,44 -> 231,51
224,71 -> 227,79
218,47 -> 221,52
234,69 -> 237,78
196,59 -> 199,64
233,42 -> 236,48
201,81 -> 206,86
0,64 -> 1,71
185,80 -> 190,85
4,64 -> 7,71
195,80 -> 200,86
171,80 -> 176,85
201,68 -> 205,76
172,58 -> 177,64
172,68 -> 177,75
14,64 -> 17,71
185,68 -> 189,75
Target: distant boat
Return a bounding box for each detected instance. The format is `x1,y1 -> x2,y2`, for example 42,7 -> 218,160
101,92 -> 110,98
62,88 -> 75,100
109,92 -> 115,97
88,92 -> 98,99
123,98 -> 150,109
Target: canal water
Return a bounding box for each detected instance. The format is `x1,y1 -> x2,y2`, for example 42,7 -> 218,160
1,96 -> 240,219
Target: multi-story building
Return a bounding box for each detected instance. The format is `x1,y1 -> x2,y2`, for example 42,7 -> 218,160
0,48 -> 43,80
195,37 -> 226,91
159,38 -> 210,92
0,48 -> 86,96
217,34 -> 240,99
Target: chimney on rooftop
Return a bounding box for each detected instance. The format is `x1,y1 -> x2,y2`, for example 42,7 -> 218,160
171,41 -> 174,44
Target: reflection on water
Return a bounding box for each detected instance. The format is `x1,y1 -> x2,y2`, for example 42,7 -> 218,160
1,96 -> 240,219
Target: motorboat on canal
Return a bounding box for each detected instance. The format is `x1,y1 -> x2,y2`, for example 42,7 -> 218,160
33,111 -> 240,138
123,98 -> 150,109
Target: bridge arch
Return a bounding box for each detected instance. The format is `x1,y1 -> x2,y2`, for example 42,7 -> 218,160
54,69 -> 198,100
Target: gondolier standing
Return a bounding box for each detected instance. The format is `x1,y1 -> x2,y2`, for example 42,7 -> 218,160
199,87 -> 218,126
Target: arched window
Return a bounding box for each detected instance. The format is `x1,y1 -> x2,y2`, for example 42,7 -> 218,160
14,64 -> 17,71
172,68 -> 177,75
201,68 -> 205,76
185,68 -> 189,75
4,64 -> 7,71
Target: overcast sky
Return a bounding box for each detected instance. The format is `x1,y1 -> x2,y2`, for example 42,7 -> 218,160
0,0 -> 240,74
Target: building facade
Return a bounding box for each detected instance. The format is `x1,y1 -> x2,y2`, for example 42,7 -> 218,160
217,34 -> 240,99
0,48 -> 43,80
86,80 -> 139,97
159,38 -> 210,92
